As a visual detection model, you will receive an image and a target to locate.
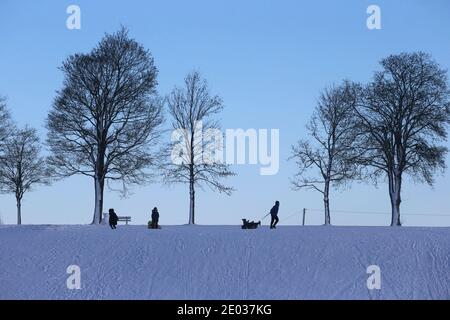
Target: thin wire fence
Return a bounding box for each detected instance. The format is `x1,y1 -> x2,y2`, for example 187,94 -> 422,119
306,208 -> 450,217
275,208 -> 450,226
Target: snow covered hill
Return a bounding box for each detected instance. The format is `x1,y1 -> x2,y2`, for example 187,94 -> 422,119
0,225 -> 448,299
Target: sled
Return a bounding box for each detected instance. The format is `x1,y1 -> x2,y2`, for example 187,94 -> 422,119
148,221 -> 161,229
241,219 -> 261,229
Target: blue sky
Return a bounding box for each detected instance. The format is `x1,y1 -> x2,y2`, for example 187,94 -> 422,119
0,0 -> 449,226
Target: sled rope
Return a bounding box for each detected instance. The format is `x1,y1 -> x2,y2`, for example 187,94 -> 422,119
255,211 -> 300,222
261,213 -> 270,220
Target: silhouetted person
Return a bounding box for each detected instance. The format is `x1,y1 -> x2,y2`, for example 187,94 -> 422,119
270,201 -> 280,229
109,208 -> 118,229
151,207 -> 159,229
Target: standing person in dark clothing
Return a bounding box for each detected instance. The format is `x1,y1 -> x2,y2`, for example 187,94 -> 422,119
270,201 -> 280,229
151,207 -> 160,229
109,208 -> 118,229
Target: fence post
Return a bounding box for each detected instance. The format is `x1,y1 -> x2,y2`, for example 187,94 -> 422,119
302,208 -> 306,226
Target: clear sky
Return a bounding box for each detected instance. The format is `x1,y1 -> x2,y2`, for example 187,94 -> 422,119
0,0 -> 449,226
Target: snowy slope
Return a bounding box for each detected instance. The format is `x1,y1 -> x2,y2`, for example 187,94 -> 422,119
0,225 -> 448,299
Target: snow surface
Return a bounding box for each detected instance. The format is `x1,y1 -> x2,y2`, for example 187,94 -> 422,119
0,224 -> 448,299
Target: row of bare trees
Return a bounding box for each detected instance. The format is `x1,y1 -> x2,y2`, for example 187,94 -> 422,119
0,28 -> 234,225
2,29 -> 449,227
46,28 -> 233,225
291,52 -> 450,226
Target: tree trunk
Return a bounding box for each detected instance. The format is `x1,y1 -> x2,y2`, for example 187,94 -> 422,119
188,128 -> 195,224
388,170 -> 402,226
16,196 -> 22,225
92,145 -> 106,225
92,175 -> 105,224
189,178 -> 195,225
323,180 -> 331,225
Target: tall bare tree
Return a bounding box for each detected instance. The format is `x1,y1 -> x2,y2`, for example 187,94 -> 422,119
47,28 -> 163,224
0,126 -> 50,225
164,71 -> 234,224
290,81 -> 361,225
354,52 -> 450,226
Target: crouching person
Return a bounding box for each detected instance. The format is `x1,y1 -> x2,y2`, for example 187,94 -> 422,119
109,208 -> 118,229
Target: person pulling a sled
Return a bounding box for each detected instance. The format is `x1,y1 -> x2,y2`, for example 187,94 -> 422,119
109,208 -> 118,229
269,201 -> 280,229
150,207 -> 160,229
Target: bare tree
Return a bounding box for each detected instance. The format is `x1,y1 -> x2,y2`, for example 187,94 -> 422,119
163,71 -> 234,224
354,52 -> 450,226
0,126 -> 50,225
47,28 -> 164,224
290,81 -> 361,225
